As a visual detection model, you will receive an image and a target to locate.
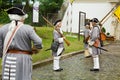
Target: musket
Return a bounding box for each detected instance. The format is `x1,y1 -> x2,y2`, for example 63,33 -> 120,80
99,1 -> 120,25
89,39 -> 108,52
41,15 -> 71,46
94,46 -> 108,52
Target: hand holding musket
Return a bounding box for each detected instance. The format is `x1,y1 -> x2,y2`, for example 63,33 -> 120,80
55,29 -> 70,46
85,36 -> 90,43
32,47 -> 39,54
42,15 -> 70,46
63,37 -> 71,46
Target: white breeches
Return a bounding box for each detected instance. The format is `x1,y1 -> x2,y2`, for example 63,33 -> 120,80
57,47 -> 63,56
88,46 -> 92,55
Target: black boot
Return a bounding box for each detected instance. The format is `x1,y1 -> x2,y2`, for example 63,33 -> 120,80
90,69 -> 99,71
54,68 -> 63,72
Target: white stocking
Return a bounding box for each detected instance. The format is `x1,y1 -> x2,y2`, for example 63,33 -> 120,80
93,55 -> 100,69
53,56 -> 60,70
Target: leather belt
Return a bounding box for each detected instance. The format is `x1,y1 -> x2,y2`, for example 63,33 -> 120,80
7,49 -> 32,55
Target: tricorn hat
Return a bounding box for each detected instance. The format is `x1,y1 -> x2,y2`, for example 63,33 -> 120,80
54,19 -> 61,26
6,4 -> 28,21
7,4 -> 26,15
85,22 -> 90,26
90,18 -> 99,23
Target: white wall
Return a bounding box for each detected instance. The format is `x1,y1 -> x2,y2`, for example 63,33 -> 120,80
62,2 -> 113,34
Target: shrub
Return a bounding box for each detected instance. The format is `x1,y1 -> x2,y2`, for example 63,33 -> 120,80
0,10 -> 10,23
101,27 -> 106,33
106,32 -> 110,36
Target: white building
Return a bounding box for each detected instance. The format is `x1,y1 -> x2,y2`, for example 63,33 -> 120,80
61,0 -> 120,40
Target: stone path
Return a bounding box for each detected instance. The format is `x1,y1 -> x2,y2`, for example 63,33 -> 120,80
32,41 -> 120,80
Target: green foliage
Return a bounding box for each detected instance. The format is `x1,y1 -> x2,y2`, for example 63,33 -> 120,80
13,0 -> 22,4
36,26 -> 53,39
39,0 -> 63,15
0,10 -> 10,23
106,32 -> 110,36
101,27 -> 106,33
24,12 -> 33,24
0,27 -> 84,72
0,0 -> 2,5
0,0 -> 64,26
32,27 -> 84,63
0,9 -> 45,26
1,0 -> 14,9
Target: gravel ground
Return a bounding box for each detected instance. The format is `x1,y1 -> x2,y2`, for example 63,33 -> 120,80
32,41 -> 120,80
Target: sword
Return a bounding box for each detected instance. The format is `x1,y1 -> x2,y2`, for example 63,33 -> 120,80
89,40 -> 108,52
94,46 -> 108,52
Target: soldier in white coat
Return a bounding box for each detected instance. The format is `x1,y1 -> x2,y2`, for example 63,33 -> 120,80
0,4 -> 42,80
83,22 -> 91,58
52,20 -> 65,72
88,18 -> 101,71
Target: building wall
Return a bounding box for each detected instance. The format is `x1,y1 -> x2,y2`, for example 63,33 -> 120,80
112,19 -> 120,40
62,2 -> 114,34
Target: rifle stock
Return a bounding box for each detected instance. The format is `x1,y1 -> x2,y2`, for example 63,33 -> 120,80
42,15 -> 70,46
64,38 -> 71,46
56,30 -> 70,46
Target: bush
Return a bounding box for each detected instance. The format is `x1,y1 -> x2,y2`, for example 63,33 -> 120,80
101,27 -> 106,33
0,10 -> 45,26
0,10 -> 10,23
106,32 -> 110,36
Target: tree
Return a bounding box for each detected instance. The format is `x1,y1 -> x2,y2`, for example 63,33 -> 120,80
0,0 -> 2,9
24,0 -> 30,12
0,0 -> 22,10
0,0 -> 2,5
39,0 -> 64,16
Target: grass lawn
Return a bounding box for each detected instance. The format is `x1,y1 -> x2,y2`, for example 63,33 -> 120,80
32,27 -> 84,63
0,26 -> 84,73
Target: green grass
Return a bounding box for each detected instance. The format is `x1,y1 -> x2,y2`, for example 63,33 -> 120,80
32,27 -> 84,63
0,26 -> 84,73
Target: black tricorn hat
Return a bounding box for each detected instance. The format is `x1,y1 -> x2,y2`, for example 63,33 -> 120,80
90,18 -> 99,23
85,22 -> 90,26
54,19 -> 61,26
6,4 -> 26,15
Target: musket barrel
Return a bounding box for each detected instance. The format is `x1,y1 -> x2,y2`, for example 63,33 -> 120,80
42,15 -> 71,46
